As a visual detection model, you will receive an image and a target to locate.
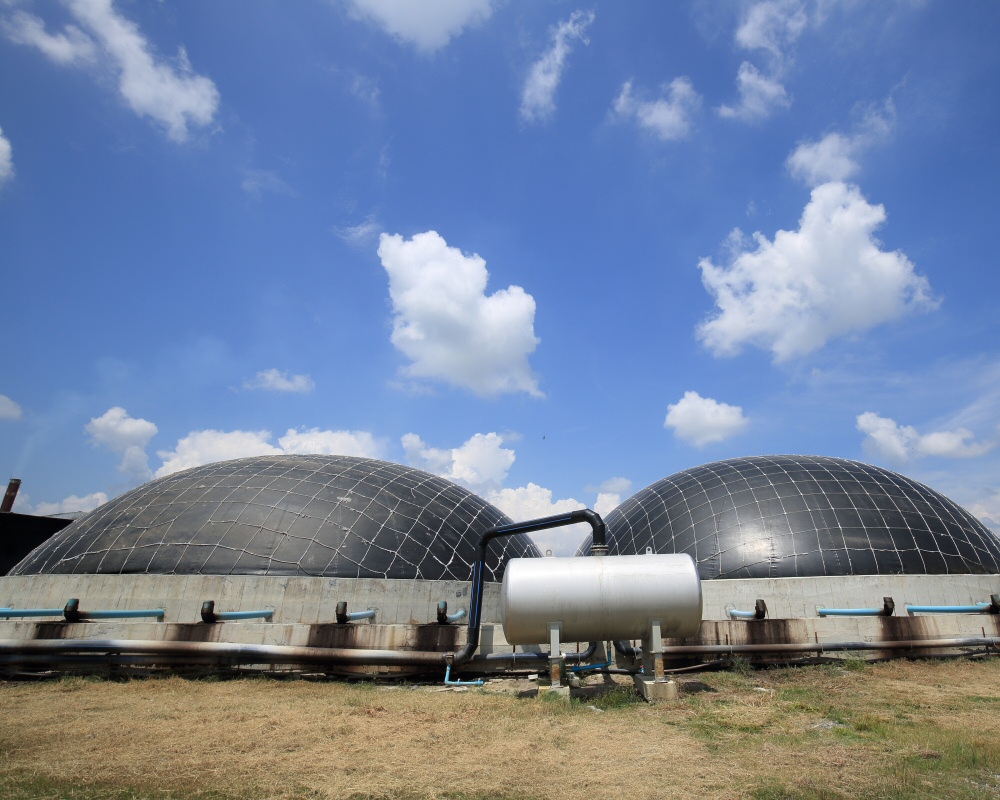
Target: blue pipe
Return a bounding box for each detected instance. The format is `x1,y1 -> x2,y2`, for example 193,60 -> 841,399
818,608 -> 885,617
729,609 -> 758,620
343,609 -> 376,622
906,603 -> 993,615
78,609 -> 165,620
212,610 -> 273,621
444,664 -> 483,686
0,608 -> 64,618
568,661 -> 611,673
445,608 -> 466,623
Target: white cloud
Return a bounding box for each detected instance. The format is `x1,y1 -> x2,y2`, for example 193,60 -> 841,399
155,427 -> 382,478
969,490 -> 1000,533
402,432 -> 514,495
787,132 -> 858,185
717,61 -> 790,122
31,491 -> 108,517
0,126 -> 12,189
613,77 -> 700,141
735,0 -> 807,61
718,0 -> 808,124
519,9 -> 594,124
278,428 -> 383,458
378,230 -> 541,397
857,412 -> 995,463
242,369 -> 315,394
241,170 -> 295,199
664,391 -> 748,447
0,393 -> 22,420
697,181 -> 938,362
346,0 -> 493,54
594,476 -> 632,496
486,482 -> 588,556
787,101 -> 895,186
402,430 -> 620,555
1,9 -> 96,64
335,214 -> 382,247
86,406 -> 158,480
5,1 -> 218,142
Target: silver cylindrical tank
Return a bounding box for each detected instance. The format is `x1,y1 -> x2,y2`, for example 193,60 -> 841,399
501,554 -> 702,644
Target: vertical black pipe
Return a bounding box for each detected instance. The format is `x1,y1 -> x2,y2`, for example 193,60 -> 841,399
450,509 -> 606,666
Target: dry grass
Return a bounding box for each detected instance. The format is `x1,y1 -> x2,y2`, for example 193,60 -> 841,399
2,659 -> 1000,799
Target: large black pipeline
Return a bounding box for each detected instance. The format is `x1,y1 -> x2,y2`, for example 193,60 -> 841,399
450,508 -> 607,666
2,635 -> 998,672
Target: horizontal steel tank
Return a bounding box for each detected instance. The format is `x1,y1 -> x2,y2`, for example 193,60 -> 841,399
501,554 -> 702,644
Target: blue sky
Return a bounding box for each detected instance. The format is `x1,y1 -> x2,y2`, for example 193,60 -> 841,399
3,0 -> 1000,555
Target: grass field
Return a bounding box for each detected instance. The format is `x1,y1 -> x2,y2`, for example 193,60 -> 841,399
2,658 -> 1000,799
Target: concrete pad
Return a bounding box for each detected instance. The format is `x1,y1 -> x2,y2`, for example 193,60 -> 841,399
634,676 -> 678,702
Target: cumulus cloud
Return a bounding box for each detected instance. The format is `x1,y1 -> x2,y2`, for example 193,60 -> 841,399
0,393 -> 22,420
716,61 -> 789,122
969,490 -> 1000,533
487,482 -> 587,555
86,406 -> 158,480
278,428 -> 383,457
613,77 -> 700,141
519,9 -> 594,124
718,1 -> 805,123
735,0 -> 807,61
697,181 -> 938,362
4,1 -> 218,142
664,391 -> 748,447
155,426 -> 382,477
400,430 -> 617,554
1,8 -> 96,64
787,101 -> 895,186
31,491 -> 108,517
346,0 -> 493,53
0,126 -> 12,190
378,231 -> 541,396
242,369 -> 315,394
856,412 -> 995,464
402,432 -> 514,495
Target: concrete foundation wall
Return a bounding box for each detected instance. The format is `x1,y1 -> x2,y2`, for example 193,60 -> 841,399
2,573 -> 998,672
701,574 -> 1000,620
0,574 -> 497,626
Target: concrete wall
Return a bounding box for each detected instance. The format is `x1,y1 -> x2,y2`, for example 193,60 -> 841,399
701,574 -> 1000,620
0,574 -> 498,626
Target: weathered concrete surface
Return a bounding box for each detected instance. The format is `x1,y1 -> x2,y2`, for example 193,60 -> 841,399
701,574 -> 1000,620
0,575 -> 496,625
2,573 -> 999,673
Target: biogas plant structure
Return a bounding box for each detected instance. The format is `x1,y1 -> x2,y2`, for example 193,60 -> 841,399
2,454 -> 999,700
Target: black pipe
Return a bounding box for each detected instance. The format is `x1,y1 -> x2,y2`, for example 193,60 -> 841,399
449,508 -> 606,666
471,641 -> 599,667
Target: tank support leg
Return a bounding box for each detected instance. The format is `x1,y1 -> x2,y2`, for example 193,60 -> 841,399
548,621 -> 564,688
635,620 -> 677,702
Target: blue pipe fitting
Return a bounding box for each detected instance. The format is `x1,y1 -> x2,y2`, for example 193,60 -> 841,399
335,601 -> 376,623
444,664 -> 483,686
436,601 -> 466,624
729,599 -> 768,620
